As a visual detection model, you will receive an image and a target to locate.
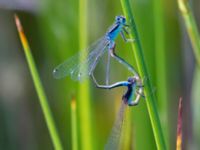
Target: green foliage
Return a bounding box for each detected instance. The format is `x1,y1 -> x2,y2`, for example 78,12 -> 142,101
1,0 -> 199,149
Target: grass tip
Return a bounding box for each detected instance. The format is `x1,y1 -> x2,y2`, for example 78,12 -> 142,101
71,97 -> 76,110
177,0 -> 189,14
14,14 -> 23,32
176,97 -> 183,150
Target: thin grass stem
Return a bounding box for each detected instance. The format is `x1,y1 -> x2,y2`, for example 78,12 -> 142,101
78,0 -> 93,149
178,1 -> 200,148
178,0 -> 200,65
153,0 -> 168,144
71,98 -> 78,150
14,15 -> 63,150
120,0 -> 166,149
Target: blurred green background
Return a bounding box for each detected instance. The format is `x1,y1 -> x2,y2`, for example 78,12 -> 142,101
0,0 -> 200,149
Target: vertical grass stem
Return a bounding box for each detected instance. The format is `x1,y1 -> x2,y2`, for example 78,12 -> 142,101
14,15 -> 63,150
178,0 -> 200,65
71,98 -> 78,150
78,0 -> 93,149
120,0 -> 166,149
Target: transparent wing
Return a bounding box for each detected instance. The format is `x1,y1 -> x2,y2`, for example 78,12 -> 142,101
70,41 -> 108,81
105,101 -> 127,150
53,36 -> 108,81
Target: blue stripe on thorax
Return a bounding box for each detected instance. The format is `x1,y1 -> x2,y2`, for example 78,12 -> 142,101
106,23 -> 123,41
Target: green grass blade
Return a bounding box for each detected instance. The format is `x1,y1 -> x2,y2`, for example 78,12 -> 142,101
14,15 -> 63,150
178,0 -> 200,65
178,0 -> 200,148
71,98 -> 78,150
120,0 -> 166,149
153,0 -> 168,145
78,0 -> 93,149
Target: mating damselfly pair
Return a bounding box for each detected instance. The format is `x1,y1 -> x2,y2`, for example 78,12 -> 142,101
53,15 -> 144,149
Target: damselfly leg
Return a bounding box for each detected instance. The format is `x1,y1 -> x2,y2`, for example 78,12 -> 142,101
109,42 -> 139,78
106,50 -> 111,85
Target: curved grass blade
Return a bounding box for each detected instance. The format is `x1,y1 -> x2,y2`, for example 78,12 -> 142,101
53,37 -> 108,81
105,101 -> 127,150
178,0 -> 200,65
14,14 -> 63,150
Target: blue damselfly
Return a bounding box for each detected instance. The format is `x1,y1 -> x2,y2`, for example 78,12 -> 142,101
53,16 -> 138,83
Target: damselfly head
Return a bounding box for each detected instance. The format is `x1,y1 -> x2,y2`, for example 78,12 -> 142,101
127,77 -> 136,84
115,15 -> 126,25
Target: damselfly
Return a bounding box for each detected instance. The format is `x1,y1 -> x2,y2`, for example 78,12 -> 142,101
53,15 -> 138,83
92,75 -> 143,149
